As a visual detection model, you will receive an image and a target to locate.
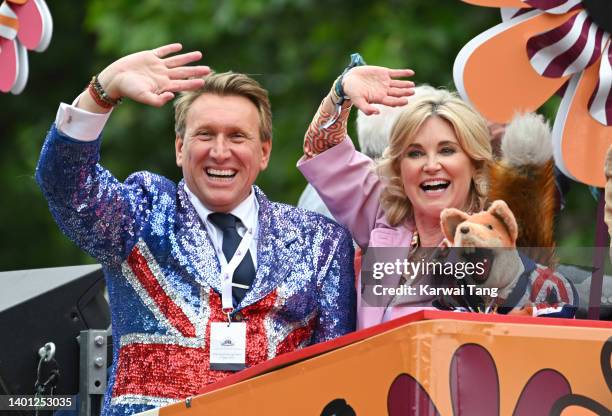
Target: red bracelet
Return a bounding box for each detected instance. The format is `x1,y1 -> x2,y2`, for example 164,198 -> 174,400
86,75 -> 122,109
87,82 -> 113,109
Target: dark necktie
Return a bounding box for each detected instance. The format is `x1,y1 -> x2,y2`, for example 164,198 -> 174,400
208,213 -> 256,306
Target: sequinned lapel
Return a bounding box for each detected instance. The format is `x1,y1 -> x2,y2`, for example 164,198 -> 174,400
239,186 -> 300,308
175,181 -> 222,293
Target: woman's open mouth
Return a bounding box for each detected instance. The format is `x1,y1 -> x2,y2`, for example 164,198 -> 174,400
420,179 -> 450,193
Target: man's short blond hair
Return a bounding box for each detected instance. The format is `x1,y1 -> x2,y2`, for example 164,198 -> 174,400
174,72 -> 272,141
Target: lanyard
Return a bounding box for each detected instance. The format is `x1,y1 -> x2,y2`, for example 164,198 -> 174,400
219,227 -> 255,319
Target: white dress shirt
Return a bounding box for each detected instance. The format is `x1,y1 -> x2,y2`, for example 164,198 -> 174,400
184,184 -> 259,268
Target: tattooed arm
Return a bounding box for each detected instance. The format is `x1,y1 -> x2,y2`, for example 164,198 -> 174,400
303,65 -> 415,158
298,66 -> 415,248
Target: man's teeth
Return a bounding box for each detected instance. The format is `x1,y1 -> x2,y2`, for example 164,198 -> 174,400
206,168 -> 236,179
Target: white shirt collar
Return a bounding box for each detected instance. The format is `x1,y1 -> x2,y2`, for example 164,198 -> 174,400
183,183 -> 259,232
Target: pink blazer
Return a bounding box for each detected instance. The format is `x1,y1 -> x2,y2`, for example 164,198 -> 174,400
298,138 -> 434,329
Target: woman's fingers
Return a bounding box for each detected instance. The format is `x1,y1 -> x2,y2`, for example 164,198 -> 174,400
379,96 -> 410,107
389,79 -> 415,89
388,68 -> 415,78
352,95 -> 380,115
387,87 -> 415,98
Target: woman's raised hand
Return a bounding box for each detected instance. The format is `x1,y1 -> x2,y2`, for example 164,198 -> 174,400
95,43 -> 211,108
341,66 -> 415,115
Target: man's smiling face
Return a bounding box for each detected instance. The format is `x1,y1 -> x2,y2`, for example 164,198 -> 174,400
175,93 -> 272,212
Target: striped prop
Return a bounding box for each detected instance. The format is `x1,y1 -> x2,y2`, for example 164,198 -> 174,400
0,2 -> 18,40
524,0 -> 611,126
523,0 -> 582,14
455,0 -> 611,184
590,41 -> 611,126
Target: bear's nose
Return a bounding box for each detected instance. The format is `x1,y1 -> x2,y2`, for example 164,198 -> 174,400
460,226 -> 470,234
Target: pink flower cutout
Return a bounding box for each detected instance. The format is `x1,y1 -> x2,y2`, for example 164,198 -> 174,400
0,0 -> 52,94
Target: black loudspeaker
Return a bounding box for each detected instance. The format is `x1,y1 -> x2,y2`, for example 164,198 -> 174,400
0,264 -> 110,401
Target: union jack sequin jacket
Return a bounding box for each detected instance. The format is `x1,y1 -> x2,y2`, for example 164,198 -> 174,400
36,125 -> 356,416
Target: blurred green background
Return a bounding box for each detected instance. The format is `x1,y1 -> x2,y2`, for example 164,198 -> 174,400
0,0 -> 600,270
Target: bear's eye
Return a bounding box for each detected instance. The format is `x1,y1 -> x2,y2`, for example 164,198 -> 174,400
486,224 -> 494,230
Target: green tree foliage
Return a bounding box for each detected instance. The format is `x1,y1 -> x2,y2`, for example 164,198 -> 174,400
0,0 -> 597,270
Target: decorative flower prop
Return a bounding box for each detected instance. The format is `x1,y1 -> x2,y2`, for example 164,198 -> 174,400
0,0 -> 52,94
453,0 -> 611,187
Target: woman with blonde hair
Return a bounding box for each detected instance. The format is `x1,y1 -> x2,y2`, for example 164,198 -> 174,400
297,64 -> 496,328
376,88 -> 493,244
299,61 -> 581,325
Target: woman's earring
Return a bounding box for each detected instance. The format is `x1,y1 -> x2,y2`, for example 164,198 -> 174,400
473,173 -> 488,197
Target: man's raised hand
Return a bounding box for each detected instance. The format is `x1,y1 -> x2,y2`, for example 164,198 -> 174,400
84,43 -> 211,111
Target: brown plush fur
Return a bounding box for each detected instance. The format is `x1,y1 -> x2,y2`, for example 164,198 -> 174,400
488,159 -> 557,267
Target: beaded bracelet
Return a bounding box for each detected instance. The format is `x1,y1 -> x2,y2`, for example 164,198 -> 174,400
87,75 -> 122,109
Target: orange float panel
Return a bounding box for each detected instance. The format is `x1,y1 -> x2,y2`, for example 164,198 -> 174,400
136,311 -> 612,416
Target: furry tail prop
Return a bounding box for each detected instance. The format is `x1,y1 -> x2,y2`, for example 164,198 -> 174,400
488,113 -> 557,267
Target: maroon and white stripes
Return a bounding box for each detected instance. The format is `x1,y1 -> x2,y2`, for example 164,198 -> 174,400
521,0 -> 611,126
527,11 -> 607,78
523,0 -> 582,14
589,42 -> 612,126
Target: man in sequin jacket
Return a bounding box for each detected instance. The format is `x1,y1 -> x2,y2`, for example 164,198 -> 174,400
36,44 -> 356,416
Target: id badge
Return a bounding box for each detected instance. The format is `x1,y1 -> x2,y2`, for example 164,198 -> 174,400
210,321 -> 247,371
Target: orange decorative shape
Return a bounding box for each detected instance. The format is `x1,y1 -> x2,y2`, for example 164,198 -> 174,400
461,0 -> 528,8
559,56 -> 612,187
560,406 -> 602,416
459,11 -> 578,123
142,312 -> 611,416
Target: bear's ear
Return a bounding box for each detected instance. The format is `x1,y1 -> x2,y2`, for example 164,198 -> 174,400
487,200 -> 518,243
440,208 -> 469,245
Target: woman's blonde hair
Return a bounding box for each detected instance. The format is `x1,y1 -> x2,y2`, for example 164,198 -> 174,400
377,88 -> 493,226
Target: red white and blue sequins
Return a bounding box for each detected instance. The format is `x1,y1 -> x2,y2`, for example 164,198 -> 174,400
36,124 -> 356,416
